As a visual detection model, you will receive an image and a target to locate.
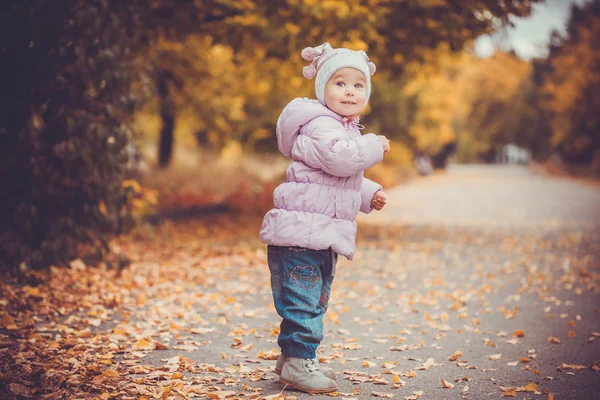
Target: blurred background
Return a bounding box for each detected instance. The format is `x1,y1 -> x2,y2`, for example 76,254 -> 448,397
1,0 -> 599,274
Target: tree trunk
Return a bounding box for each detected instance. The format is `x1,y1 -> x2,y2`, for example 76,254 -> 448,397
157,70 -> 174,168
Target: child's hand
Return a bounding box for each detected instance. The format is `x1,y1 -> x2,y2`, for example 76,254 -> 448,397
378,135 -> 390,154
370,190 -> 388,211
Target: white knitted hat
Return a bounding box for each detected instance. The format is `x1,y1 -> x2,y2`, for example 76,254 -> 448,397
302,42 -> 377,105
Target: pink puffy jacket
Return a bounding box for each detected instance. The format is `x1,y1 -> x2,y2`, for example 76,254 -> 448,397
259,98 -> 384,259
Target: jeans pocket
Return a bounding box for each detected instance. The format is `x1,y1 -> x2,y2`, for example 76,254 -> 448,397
282,247 -> 327,307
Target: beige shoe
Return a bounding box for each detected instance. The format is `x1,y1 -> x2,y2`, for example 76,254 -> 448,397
280,357 -> 338,394
274,354 -> 337,380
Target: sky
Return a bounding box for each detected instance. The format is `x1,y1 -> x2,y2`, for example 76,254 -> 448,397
474,0 -> 590,60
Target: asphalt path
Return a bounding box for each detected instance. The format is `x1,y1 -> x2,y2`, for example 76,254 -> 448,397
141,164 -> 600,400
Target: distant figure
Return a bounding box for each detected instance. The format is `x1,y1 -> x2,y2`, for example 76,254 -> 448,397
259,42 -> 389,394
414,153 -> 434,176
503,144 -> 531,165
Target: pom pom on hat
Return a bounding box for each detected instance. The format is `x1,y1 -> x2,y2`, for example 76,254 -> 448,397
303,64 -> 317,79
301,47 -> 320,61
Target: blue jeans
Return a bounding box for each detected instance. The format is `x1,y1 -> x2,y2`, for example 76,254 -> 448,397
267,245 -> 337,359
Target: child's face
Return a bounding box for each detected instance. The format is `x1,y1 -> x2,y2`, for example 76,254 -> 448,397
324,67 -> 367,117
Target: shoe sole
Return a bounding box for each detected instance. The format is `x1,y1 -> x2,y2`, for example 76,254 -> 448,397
275,368 -> 337,380
279,376 -> 338,394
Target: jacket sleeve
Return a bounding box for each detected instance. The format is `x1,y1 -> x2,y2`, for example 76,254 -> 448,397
360,177 -> 382,214
291,117 -> 384,177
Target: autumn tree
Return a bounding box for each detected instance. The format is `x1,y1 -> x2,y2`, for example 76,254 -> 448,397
452,51 -> 532,161
0,1 -> 148,273
142,0 -> 542,166
539,0 -> 600,164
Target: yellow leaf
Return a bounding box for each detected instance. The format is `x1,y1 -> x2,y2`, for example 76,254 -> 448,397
76,328 -> 92,338
257,349 -> 279,360
441,378 -> 455,388
448,350 -> 463,361
26,287 -> 41,297
559,363 -> 586,370
1,313 -> 17,330
518,383 -> 538,392
135,338 -> 155,350
103,369 -> 119,377
207,391 -> 236,399
285,22 -> 300,35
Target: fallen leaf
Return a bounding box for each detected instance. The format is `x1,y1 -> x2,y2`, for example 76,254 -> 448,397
372,392 -> 394,398
441,378 -> 454,388
103,369 -> 119,377
134,338 -> 155,350
558,363 -> 586,370
262,395 -> 286,400
344,342 -> 362,350
257,349 -> 280,360
513,329 -> 525,337
1,313 -> 18,330
207,391 -> 237,399
519,383 -> 538,392
238,343 -> 253,352
393,375 -> 406,386
415,358 -> 434,370
488,354 -> 502,360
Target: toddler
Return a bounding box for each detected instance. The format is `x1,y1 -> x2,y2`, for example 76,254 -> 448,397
259,42 -> 390,394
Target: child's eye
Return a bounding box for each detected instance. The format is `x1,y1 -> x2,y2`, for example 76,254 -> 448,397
355,83 -> 364,89
336,81 -> 345,87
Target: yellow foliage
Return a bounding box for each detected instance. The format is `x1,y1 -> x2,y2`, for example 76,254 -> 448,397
542,13 -> 600,153
285,23 -> 301,35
